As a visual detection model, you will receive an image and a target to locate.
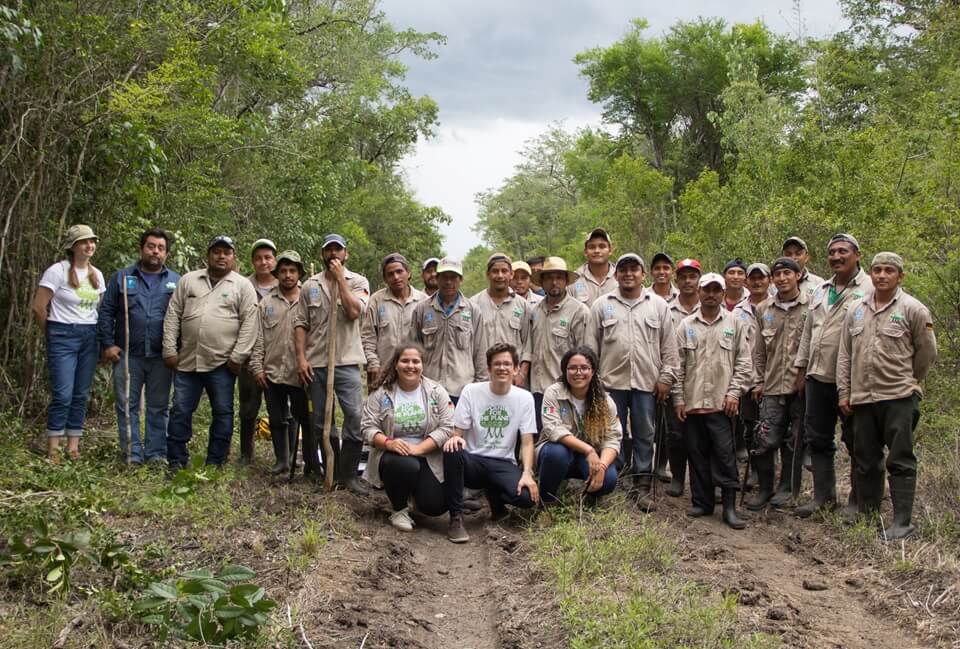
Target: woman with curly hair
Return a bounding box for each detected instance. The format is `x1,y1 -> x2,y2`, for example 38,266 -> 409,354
361,342 -> 454,532
537,346 -> 621,504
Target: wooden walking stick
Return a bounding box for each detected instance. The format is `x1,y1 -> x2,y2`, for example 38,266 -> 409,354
321,277 -> 339,492
122,274 -> 132,466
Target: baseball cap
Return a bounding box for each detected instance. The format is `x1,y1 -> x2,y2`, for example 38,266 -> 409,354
771,257 -> 801,273
746,262 -> 771,277
675,258 -> 702,273
321,233 -> 347,249
828,233 -> 860,251
584,227 -> 612,245
486,252 -> 513,270
251,238 -> 277,254
723,258 -> 747,273
871,252 -> 904,272
380,252 -> 410,274
699,272 -> 726,289
615,253 -> 645,270
651,252 -> 674,267
207,235 -> 236,251
422,257 -> 440,271
436,257 -> 464,277
62,224 -> 98,250
782,236 -> 807,251
512,261 -> 532,276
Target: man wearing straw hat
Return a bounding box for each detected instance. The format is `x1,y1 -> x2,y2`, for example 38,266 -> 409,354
98,228 -> 180,464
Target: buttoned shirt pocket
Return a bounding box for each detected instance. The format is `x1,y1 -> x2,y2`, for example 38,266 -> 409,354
880,323 -> 907,351
377,319 -> 391,335
601,318 -> 618,343
183,294 -> 204,320
760,328 -> 777,348
718,336 -> 734,351
551,326 -> 569,350
421,325 -> 439,351
453,321 -> 473,350
850,325 -> 864,337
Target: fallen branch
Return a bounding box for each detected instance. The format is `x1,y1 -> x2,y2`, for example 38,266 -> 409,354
298,623 -> 315,649
52,615 -> 84,649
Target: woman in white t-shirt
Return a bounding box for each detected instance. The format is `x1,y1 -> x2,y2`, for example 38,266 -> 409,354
361,342 -> 455,532
31,225 -> 106,463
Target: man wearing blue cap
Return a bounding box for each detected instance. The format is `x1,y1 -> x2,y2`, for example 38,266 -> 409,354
294,233 -> 371,494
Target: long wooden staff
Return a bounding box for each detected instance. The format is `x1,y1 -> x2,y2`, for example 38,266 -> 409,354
122,274 -> 132,466
322,277 -> 339,491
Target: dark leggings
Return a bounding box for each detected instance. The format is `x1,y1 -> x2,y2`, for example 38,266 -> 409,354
378,453 -> 447,516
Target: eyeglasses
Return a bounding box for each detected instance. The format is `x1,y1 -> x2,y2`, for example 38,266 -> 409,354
491,361 -> 515,369
566,365 -> 592,375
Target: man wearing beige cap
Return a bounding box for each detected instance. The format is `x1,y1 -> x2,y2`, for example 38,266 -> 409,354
471,253 -> 530,379
294,233 -> 371,494
519,257 -> 588,429
362,252 -> 427,390
782,236 -> 825,298
569,227 -> 618,305
587,253 -> 679,510
837,252 -> 936,540
673,273 -> 752,529
239,238 -> 279,464
410,257 -> 485,405
510,260 -> 542,305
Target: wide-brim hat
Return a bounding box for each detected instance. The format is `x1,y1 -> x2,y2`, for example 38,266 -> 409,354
532,256 -> 578,284
63,224 -> 98,250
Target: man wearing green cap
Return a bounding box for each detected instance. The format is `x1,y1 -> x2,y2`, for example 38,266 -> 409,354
239,238 -> 279,463
837,252 -> 937,540
250,251 -> 314,475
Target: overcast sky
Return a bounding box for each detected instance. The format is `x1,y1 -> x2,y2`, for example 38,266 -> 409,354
378,0 -> 848,258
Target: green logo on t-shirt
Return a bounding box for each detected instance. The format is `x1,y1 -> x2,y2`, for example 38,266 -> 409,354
479,405 -> 510,442
75,283 -> 98,314
394,401 -> 426,436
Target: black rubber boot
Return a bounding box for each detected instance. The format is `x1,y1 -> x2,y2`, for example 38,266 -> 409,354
745,452 -> 775,511
884,475 -> 916,541
655,441 -> 671,483
337,439 -> 370,496
635,475 -> 657,512
722,488 -> 746,529
239,418 -> 256,464
857,466 -> 885,518
770,445 -> 802,507
665,446 -> 687,497
269,421 -> 290,475
795,452 -> 837,518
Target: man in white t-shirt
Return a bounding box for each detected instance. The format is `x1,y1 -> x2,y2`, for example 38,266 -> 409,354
443,342 -> 540,543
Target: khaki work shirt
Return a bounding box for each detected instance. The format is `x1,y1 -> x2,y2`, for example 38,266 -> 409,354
668,299 -> 699,330
518,290 -> 543,306
837,289 -> 937,406
361,286 -> 427,371
409,292 -> 485,397
673,310 -> 753,411
795,269 -> 871,383
293,269 -> 370,368
470,289 -> 531,359
568,262 -> 618,305
162,269 -> 259,372
652,285 -> 680,304
753,293 -> 809,396
522,296 -> 589,394
361,377 -> 454,487
799,270 -> 826,299
249,287 -> 300,387
587,289 -> 679,391
733,298 -> 765,388
537,382 -> 622,456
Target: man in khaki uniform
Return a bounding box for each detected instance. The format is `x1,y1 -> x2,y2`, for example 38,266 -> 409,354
510,260 -> 542,305
746,257 -> 809,510
722,258 -> 749,311
163,235 -> 259,470
837,252 -> 937,540
409,257 -> 485,405
519,257 -> 588,430
471,253 -> 530,376
663,258 -> 702,497
674,273 -> 752,529
793,234 -> 870,518
239,238 -> 278,463
569,228 -> 617,305
249,251 -> 313,475
587,253 -> 679,510
650,252 -> 679,303
734,263 -> 771,486
782,236 -> 826,298
421,257 -> 439,297
362,252 -> 427,390
294,233 -> 370,494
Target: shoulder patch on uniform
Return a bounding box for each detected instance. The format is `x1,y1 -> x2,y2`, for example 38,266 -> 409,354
854,305 -> 865,321
309,286 -> 320,300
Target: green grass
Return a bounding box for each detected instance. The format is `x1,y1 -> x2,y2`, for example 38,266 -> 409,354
530,500 -> 777,649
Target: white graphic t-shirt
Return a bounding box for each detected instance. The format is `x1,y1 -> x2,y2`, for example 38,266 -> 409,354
39,260 -> 106,325
392,386 -> 428,443
453,382 -> 537,463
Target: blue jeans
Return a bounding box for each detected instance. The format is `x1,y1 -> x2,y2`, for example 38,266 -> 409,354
608,389 -> 656,475
112,354 -> 173,463
307,365 -> 362,442
166,364 -> 236,468
45,322 -> 98,437
537,441 -> 618,504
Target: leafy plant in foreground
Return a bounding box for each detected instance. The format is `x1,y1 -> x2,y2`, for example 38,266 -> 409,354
0,518 -> 93,595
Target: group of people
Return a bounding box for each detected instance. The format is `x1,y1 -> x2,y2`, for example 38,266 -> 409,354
32,224 -> 936,543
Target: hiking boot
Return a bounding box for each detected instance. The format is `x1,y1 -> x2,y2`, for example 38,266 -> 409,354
686,506 -> 710,518
884,475 -> 916,541
665,446 -> 687,497
722,488 -> 747,530
796,452 -> 837,518
745,452 -> 775,511
389,507 -> 415,532
447,514 -> 469,543
770,445 -> 802,507
635,475 -> 657,512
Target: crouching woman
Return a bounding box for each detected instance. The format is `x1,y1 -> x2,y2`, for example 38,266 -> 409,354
362,342 -> 454,531
537,346 -> 621,504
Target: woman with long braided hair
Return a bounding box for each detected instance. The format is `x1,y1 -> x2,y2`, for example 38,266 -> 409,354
537,345 -> 622,504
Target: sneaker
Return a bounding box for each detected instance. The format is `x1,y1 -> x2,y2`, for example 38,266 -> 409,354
389,507 -> 415,532
447,514 -> 469,543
